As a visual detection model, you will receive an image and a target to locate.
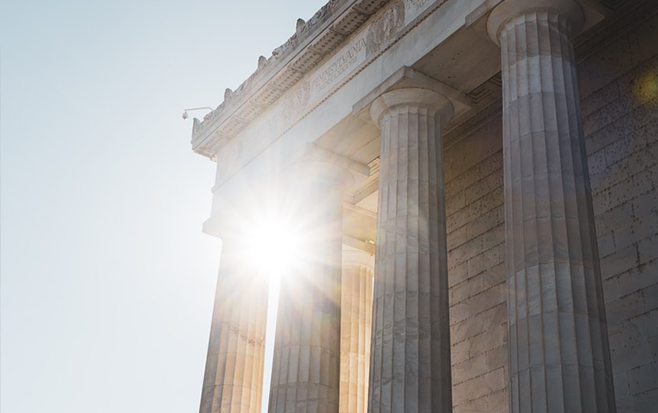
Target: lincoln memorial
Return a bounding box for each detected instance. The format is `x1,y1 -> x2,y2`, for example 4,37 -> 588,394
186,0 -> 658,412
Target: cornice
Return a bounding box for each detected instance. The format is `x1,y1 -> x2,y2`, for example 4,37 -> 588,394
191,0 -> 392,160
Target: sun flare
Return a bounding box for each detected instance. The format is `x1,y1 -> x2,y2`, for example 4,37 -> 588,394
244,220 -> 302,276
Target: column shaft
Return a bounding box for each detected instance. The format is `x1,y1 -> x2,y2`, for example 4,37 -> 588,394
496,6 -> 616,413
269,171 -> 346,413
369,89 -> 453,413
339,250 -> 374,413
200,240 -> 268,413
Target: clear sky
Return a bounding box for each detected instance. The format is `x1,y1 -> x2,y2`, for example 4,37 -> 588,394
1,1 -> 327,412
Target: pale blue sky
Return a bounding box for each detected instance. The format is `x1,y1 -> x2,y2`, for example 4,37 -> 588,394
1,1 -> 326,412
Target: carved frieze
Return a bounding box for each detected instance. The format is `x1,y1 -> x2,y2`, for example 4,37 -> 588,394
310,36 -> 367,100
366,0 -> 404,54
191,0 -> 357,154
199,0 -> 447,184
282,81 -> 311,126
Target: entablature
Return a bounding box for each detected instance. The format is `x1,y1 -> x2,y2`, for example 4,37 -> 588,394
191,0 -> 394,159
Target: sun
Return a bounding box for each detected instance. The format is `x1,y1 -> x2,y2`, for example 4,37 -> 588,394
243,219 -> 303,276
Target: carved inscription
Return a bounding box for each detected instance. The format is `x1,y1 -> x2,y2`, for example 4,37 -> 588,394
310,37 -> 367,97
227,30 -> 368,172
214,0 -> 433,184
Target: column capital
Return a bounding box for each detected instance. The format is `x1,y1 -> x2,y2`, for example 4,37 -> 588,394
369,87 -> 454,128
487,0 -> 585,45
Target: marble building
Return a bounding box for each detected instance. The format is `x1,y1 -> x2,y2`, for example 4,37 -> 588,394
188,0 -> 658,412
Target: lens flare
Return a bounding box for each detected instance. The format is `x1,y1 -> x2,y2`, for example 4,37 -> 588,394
633,68 -> 658,105
244,219 -> 303,276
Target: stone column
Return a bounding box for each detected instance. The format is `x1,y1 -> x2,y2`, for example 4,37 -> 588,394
339,249 -> 374,413
487,1 -> 616,412
269,155 -> 356,413
200,236 -> 269,413
368,88 -> 453,413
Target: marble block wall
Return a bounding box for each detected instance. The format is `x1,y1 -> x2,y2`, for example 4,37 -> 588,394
442,7 -> 657,413
579,10 -> 658,413
444,114 -> 507,413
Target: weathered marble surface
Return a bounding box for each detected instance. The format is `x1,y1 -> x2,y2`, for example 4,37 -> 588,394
199,238 -> 268,413
339,249 -> 374,413
269,157 -> 358,413
368,88 -> 453,413
489,0 -> 617,411
192,1 -> 658,413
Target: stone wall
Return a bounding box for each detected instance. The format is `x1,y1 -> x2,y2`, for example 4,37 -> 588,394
580,9 -> 658,413
445,113 -> 507,413
443,8 -> 657,413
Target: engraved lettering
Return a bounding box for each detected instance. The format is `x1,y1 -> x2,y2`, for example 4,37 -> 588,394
311,38 -> 367,93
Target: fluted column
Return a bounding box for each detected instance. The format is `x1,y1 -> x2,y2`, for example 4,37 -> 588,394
339,249 -> 374,413
269,155 -> 357,413
488,1 -> 616,412
200,235 -> 269,413
368,88 -> 453,413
